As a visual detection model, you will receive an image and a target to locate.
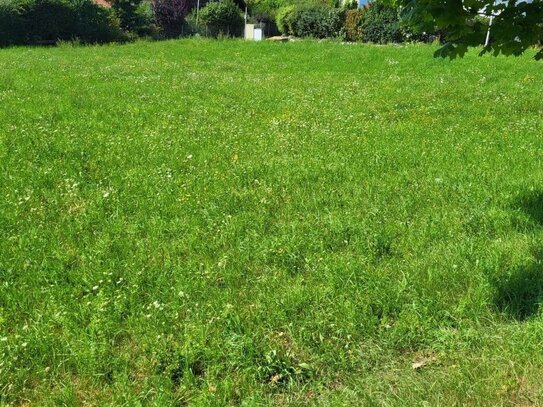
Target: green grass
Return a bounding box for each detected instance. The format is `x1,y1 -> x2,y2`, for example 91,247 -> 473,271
1,39 -> 543,405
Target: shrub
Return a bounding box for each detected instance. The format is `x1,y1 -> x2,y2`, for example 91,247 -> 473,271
288,5 -> 344,39
344,7 -> 364,41
276,5 -> 295,35
246,0 -> 287,20
152,0 -> 193,37
73,0 -> 124,43
111,0 -> 153,34
199,0 -> 244,37
360,1 -> 402,43
22,0 -> 77,43
0,0 -> 26,46
133,1 -> 157,36
0,0 -> 123,46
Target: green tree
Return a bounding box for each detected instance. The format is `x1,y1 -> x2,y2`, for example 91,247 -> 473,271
394,0 -> 543,60
111,0 -> 150,33
199,0 -> 244,36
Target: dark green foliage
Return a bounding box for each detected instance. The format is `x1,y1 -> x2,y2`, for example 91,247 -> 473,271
199,0 -> 244,37
0,0 -> 123,46
0,0 -> 25,45
111,0 -> 153,34
395,0 -> 543,59
73,0 -> 124,42
22,0 -> 77,43
287,5 -> 344,38
343,7 -> 364,41
112,0 -> 141,31
360,1 -> 402,44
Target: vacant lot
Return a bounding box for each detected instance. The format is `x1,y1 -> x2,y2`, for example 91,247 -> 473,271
1,40 -> 543,405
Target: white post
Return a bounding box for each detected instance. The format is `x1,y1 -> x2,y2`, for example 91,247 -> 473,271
484,15 -> 494,47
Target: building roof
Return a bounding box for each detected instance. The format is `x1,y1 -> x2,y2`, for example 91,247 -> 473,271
93,0 -> 111,7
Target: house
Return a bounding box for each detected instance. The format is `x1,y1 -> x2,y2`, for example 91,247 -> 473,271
92,0 -> 111,7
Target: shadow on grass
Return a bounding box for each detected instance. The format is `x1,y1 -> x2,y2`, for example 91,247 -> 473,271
494,262 -> 543,320
494,190 -> 543,321
515,190 -> 543,226
493,191 -> 543,320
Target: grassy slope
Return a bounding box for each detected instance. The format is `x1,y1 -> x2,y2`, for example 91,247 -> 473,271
1,39 -> 543,405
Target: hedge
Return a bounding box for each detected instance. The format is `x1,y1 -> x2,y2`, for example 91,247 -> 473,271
277,4 -> 344,38
0,0 -> 123,46
360,1 -> 403,44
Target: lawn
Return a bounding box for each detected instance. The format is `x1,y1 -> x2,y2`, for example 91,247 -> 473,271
1,39 -> 543,406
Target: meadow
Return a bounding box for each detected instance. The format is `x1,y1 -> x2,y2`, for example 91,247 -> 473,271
1,39 -> 543,405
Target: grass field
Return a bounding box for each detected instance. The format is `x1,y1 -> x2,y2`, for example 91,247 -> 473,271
1,39 -> 543,405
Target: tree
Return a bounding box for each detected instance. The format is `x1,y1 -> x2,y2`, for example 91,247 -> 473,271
245,0 -> 288,20
244,0 -> 339,20
394,0 -> 543,60
199,0 -> 244,36
152,0 -> 194,36
111,0 -> 145,33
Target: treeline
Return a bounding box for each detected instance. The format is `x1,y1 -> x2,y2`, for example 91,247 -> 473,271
0,0 -> 439,47
270,1 -> 440,43
0,0 -> 151,46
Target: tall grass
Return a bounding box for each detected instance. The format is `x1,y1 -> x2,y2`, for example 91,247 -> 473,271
1,40 -> 543,405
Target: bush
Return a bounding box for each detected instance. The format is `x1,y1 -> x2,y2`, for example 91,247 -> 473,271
199,0 -> 244,37
133,2 -> 157,36
288,5 -> 344,39
0,0 -> 26,46
246,0 -> 287,20
360,1 -> 402,43
152,0 -> 193,37
343,7 -> 364,41
22,0 -> 77,43
276,5 -> 295,35
73,0 -> 124,43
0,0 -> 123,46
111,0 -> 153,34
